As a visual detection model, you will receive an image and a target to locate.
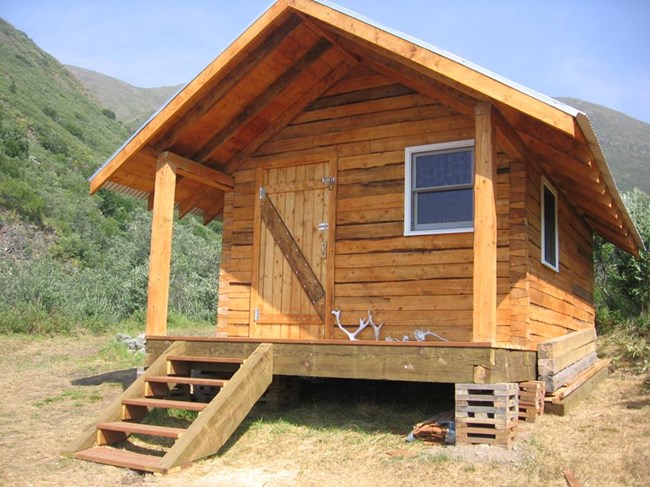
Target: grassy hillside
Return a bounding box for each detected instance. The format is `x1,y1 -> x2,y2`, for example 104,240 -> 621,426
0,19 -> 220,335
66,65 -> 182,131
558,97 -> 650,195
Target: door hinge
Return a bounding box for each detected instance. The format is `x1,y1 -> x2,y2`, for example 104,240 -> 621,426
318,222 -> 329,231
321,176 -> 336,191
259,186 -> 266,199
254,307 -> 260,321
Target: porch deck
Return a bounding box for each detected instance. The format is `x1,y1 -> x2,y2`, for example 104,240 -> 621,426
146,336 -> 536,384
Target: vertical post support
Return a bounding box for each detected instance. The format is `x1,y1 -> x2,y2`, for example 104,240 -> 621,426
473,102 -> 498,343
145,157 -> 177,337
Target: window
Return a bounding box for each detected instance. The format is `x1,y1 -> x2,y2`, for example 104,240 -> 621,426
404,140 -> 475,235
541,178 -> 559,271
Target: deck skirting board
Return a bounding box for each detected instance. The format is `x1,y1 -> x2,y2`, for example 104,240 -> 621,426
146,337 -> 536,384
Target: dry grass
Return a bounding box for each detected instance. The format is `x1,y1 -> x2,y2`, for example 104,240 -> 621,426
0,334 -> 648,487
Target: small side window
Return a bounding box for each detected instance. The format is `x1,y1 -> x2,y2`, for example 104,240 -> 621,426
541,178 -> 559,271
404,140 -> 475,235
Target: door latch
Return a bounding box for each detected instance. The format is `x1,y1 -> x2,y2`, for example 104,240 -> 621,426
321,176 -> 336,191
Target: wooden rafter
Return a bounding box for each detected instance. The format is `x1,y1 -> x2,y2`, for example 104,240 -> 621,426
152,15 -> 302,153
158,151 -> 233,191
293,2 -> 577,135
224,57 -> 354,172
584,215 -> 635,255
202,192 -> 225,225
193,38 -> 333,163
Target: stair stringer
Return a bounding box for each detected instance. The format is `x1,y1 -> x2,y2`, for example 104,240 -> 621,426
158,342 -> 274,472
61,340 -> 190,456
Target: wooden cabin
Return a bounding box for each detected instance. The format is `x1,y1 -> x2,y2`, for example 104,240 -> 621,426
65,0 -> 643,472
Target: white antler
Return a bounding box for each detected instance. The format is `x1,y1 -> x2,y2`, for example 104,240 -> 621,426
366,310 -> 383,340
331,309 -> 370,341
414,329 -> 448,342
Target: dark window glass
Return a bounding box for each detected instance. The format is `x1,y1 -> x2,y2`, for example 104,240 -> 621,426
543,185 -> 557,268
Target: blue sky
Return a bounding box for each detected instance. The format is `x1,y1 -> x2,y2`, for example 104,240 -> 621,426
2,0 -> 649,122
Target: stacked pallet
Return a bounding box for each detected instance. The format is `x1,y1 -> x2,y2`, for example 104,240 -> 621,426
538,329 -> 609,415
455,383 -> 518,448
518,381 -> 545,422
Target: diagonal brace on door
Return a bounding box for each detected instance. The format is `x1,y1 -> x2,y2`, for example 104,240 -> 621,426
259,189 -> 326,321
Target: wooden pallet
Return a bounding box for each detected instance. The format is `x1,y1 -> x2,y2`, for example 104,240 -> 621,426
455,383 -> 518,448
518,381 -> 545,422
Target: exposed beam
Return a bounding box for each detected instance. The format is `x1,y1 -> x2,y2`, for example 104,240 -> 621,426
178,189 -> 211,219
145,158 -> 177,337
473,102 -> 497,344
492,107 -> 532,161
159,151 -> 234,191
224,56 -> 354,172
193,38 -> 333,163
294,3 -> 577,135
202,192 -> 225,225
519,133 -> 603,188
584,215 -> 637,257
152,15 -> 302,152
497,103 -> 590,164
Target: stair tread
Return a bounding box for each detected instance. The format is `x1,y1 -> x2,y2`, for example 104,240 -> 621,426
167,355 -> 244,364
97,421 -> 186,439
147,376 -> 228,387
122,397 -> 207,411
75,447 -> 162,472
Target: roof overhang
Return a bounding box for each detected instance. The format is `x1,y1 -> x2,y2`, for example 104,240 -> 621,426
89,0 -> 642,254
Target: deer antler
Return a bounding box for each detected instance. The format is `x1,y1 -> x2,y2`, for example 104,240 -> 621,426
331,309 -> 370,341
366,310 -> 383,340
414,329 -> 448,342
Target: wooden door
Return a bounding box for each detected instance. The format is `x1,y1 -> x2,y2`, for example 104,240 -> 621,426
251,157 -> 336,339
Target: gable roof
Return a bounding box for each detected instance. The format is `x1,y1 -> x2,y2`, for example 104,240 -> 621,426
89,0 -> 642,255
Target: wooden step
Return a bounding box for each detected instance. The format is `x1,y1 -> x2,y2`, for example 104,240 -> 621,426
97,421 -> 186,439
166,355 -> 244,365
74,447 -> 162,473
146,376 -> 228,387
122,398 -> 207,412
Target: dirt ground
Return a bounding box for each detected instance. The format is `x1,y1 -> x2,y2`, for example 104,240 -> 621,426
0,334 -> 648,487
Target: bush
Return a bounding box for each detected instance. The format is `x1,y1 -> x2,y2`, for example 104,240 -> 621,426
0,176 -> 45,224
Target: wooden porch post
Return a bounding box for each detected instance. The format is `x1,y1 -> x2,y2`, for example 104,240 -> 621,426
473,102 -> 498,343
145,157 -> 177,336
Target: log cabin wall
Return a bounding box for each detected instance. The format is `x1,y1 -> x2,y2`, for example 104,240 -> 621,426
217,66 -> 484,341
525,161 -> 595,344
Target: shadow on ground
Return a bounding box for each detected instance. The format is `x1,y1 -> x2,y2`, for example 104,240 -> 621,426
71,368 -> 137,390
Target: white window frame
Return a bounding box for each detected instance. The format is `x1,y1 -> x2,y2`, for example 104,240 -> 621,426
541,177 -> 560,272
404,139 -> 475,236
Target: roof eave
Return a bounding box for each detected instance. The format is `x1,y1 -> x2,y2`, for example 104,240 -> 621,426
575,113 -> 644,255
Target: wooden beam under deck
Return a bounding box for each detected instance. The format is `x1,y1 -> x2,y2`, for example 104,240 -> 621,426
145,337 -> 536,384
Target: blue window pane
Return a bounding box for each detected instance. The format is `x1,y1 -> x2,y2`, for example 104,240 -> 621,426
416,189 -> 473,226
415,150 -> 473,188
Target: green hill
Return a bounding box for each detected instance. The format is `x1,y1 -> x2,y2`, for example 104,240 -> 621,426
0,18 -> 220,335
65,65 -> 182,131
558,97 -> 650,195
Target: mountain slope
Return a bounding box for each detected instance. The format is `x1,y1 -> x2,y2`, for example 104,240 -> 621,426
66,65 -> 182,131
558,97 -> 650,195
0,18 -> 220,334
